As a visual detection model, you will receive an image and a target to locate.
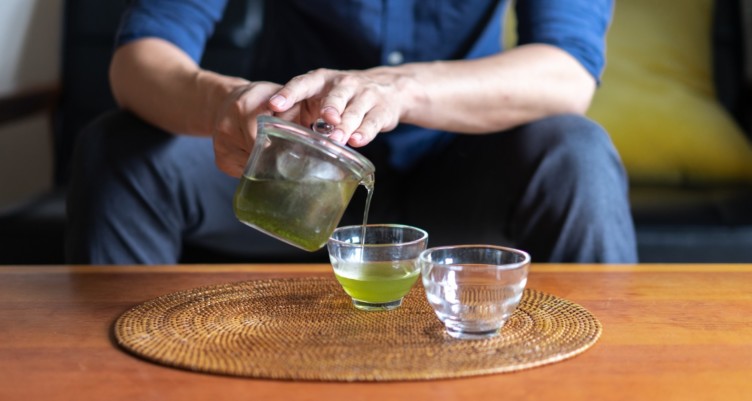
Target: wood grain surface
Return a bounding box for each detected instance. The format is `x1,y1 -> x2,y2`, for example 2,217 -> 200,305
1,264 -> 750,401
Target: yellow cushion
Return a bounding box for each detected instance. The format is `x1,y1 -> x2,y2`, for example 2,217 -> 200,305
506,0 -> 752,185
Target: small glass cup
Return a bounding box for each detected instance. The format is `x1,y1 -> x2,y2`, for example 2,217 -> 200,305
327,224 -> 429,311
419,245 -> 530,340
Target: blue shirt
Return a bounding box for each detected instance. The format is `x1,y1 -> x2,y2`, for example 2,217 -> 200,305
116,0 -> 612,170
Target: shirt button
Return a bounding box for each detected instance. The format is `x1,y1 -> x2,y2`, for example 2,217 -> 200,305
387,51 -> 404,65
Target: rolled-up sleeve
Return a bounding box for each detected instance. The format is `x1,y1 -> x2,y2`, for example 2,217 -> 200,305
515,0 -> 612,82
115,0 -> 229,62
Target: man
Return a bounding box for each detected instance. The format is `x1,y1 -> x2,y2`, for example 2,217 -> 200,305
66,0 -> 638,264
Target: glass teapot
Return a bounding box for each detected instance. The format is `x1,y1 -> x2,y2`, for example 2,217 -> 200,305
233,116 -> 375,251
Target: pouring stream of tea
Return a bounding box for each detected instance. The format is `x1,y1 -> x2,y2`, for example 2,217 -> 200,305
360,173 -> 375,259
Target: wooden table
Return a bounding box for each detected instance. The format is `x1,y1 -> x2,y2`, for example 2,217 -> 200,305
1,264 -> 750,401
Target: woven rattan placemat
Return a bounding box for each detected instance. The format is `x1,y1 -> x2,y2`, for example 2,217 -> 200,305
114,277 -> 601,381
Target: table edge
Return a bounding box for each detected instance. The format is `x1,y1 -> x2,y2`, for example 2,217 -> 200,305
1,263 -> 750,274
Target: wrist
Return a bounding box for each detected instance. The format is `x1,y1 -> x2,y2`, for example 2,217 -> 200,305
194,69 -> 251,135
378,63 -> 431,126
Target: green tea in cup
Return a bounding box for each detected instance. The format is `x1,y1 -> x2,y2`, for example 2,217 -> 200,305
328,224 -> 428,311
333,260 -> 421,304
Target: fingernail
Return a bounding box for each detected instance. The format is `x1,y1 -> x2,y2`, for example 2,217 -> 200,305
269,95 -> 287,108
350,133 -> 363,143
329,129 -> 345,143
322,107 -> 338,116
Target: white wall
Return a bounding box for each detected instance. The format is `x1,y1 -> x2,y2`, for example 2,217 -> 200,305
0,0 -> 63,210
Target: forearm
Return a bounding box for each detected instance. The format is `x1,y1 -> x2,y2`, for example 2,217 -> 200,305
396,44 -> 597,134
267,43 -> 599,146
109,38 -> 249,136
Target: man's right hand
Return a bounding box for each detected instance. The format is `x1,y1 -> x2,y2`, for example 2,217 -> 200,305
211,81 -> 290,178
111,38 -> 303,179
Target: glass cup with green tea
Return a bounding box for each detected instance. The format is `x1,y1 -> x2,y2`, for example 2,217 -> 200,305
327,224 -> 429,311
233,116 -> 375,252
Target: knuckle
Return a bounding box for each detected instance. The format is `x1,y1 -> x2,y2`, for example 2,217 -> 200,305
361,117 -> 381,133
290,73 -> 307,83
310,68 -> 330,76
324,92 -> 348,105
335,74 -> 360,87
231,99 -> 246,115
340,110 -> 362,126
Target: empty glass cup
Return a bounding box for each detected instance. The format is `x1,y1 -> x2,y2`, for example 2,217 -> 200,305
233,116 -> 375,252
419,245 -> 530,340
328,224 -> 429,311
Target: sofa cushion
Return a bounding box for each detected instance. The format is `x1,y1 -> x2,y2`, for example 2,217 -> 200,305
586,0 -> 752,185
504,0 -> 752,185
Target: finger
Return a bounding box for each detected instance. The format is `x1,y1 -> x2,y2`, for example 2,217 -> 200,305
213,142 -> 249,178
347,109 -> 386,147
268,69 -> 330,112
319,83 -> 357,125
300,100 -> 322,129
227,87 -> 277,146
214,118 -> 250,157
329,93 -> 376,143
274,103 -> 302,124
234,111 -> 256,151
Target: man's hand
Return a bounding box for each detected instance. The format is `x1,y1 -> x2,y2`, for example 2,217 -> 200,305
264,45 -> 596,143
212,81 -> 298,178
267,67 -> 413,147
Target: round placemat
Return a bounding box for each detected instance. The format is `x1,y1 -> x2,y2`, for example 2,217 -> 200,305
114,277 -> 601,381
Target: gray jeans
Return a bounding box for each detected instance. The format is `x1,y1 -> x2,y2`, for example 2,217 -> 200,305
66,110 -> 637,264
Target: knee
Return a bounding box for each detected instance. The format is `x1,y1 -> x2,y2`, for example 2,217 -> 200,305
71,110 -> 171,179
67,109 -> 180,216
529,114 -> 628,187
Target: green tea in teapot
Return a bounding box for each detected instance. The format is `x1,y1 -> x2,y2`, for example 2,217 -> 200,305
234,175 -> 362,251
233,116 -> 376,252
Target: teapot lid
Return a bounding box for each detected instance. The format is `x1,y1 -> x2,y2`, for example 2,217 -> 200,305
257,115 -> 376,179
